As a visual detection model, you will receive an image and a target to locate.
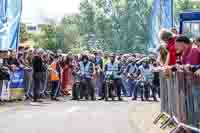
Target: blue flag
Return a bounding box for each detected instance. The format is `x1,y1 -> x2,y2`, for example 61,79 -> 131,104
161,0 -> 173,29
148,0 -> 173,51
148,0 -> 161,51
0,0 -> 22,50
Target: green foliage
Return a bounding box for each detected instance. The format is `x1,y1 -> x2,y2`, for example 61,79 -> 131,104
30,0 -> 200,53
174,0 -> 200,24
19,23 -> 29,43
33,24 -> 57,51
30,0 -> 151,53
60,15 -> 82,51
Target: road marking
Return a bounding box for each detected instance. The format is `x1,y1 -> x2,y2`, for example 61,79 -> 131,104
66,106 -> 81,113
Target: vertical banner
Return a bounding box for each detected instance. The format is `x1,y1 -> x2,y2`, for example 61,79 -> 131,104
0,0 -> 22,50
148,0 -> 160,51
0,0 -> 7,50
161,0 -> 173,29
148,0 -> 173,51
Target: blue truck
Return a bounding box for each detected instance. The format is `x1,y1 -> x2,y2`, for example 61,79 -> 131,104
179,11 -> 200,38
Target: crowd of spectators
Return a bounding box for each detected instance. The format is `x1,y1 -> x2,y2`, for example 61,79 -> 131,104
0,28 -> 199,104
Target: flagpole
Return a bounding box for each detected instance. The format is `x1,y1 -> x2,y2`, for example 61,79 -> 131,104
171,0 -> 174,27
159,0 -> 163,29
16,0 -> 23,58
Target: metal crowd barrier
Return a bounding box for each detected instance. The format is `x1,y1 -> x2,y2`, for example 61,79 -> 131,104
158,71 -> 200,132
0,68 -> 50,101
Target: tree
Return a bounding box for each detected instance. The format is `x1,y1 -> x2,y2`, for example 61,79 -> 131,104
79,0 -> 96,50
94,0 -> 113,50
32,24 -> 57,51
19,23 -> 29,43
60,14 -> 82,51
174,0 -> 200,24
31,0 -> 157,53
32,15 -> 83,52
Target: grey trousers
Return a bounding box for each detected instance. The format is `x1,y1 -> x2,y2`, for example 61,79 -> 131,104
0,80 -> 3,100
24,69 -> 33,96
40,71 -> 49,94
33,72 -> 43,102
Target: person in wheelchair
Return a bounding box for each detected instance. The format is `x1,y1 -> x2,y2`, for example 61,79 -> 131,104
132,60 -> 156,101
103,53 -> 123,101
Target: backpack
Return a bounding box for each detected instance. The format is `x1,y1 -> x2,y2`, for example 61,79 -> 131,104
0,68 -> 10,80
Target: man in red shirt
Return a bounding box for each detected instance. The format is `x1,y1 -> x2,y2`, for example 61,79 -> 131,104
176,36 -> 200,76
175,36 -> 200,65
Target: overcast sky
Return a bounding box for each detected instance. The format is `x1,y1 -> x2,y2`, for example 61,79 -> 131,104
21,0 -> 80,24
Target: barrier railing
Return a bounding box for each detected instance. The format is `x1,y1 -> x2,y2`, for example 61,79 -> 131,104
154,71 -> 200,133
0,68 -> 50,101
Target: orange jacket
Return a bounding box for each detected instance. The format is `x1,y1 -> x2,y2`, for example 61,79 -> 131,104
50,62 -> 59,81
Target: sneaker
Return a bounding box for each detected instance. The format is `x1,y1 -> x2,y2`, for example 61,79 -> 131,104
98,97 -> 104,100
154,98 -> 159,102
24,96 -> 30,101
118,97 -> 123,101
112,97 -> 115,101
51,98 -> 60,101
37,100 -> 44,103
91,98 -> 96,101
145,98 -> 150,101
65,92 -> 71,96
132,98 -> 137,101
71,98 -> 77,100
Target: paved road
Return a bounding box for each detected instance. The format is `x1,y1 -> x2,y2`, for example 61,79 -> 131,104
0,98 -> 158,133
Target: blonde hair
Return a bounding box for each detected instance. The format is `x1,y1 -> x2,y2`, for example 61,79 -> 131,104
159,29 -> 173,42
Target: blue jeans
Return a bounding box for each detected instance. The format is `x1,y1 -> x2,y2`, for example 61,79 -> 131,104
121,78 -> 128,96
51,81 -> 60,98
96,72 -> 104,97
127,79 -> 136,97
